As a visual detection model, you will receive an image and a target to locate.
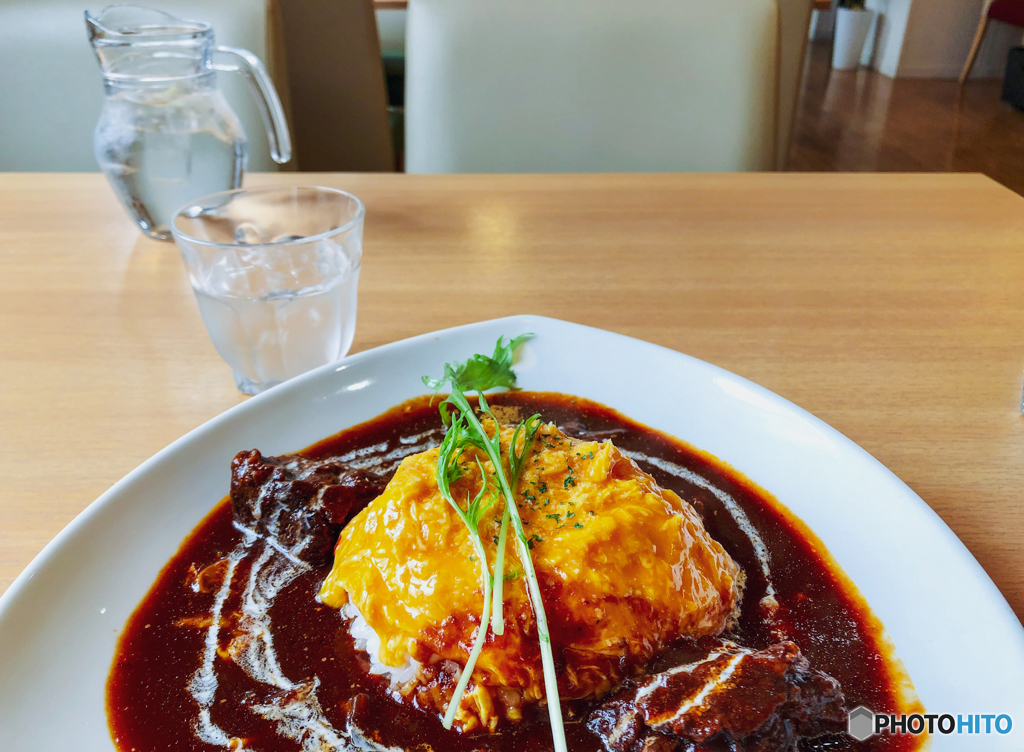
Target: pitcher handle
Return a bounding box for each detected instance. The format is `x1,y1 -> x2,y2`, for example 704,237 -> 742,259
213,46 -> 292,165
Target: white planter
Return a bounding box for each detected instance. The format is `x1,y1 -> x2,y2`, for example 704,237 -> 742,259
832,7 -> 873,70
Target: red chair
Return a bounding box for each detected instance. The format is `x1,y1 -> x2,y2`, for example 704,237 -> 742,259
960,0 -> 1024,83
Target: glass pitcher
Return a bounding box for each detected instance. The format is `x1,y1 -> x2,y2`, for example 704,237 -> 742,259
85,5 -> 292,240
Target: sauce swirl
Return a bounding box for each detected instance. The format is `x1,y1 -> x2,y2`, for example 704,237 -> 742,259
107,392 -> 920,752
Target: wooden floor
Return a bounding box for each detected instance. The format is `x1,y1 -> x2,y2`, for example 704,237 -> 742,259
789,42 -> 1024,195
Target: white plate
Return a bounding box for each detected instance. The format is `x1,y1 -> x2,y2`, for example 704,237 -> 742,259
1,315 -> 1021,750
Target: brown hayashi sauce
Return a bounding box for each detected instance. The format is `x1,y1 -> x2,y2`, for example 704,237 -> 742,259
107,392 -> 921,751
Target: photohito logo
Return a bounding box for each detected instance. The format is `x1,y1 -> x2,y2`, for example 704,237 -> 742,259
848,706 -> 1013,740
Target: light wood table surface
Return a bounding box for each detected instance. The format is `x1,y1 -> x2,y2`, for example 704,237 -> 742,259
2,172 -> 1023,628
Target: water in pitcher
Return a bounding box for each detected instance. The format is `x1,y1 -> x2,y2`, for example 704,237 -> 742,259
95,86 -> 246,238
87,6 -> 291,240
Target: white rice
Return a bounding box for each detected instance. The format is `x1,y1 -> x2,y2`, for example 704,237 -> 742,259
341,601 -> 422,686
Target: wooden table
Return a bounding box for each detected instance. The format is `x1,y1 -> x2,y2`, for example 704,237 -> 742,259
2,172 -> 1023,627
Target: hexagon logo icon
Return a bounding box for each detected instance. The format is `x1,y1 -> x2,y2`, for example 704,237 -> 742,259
848,706 -> 875,741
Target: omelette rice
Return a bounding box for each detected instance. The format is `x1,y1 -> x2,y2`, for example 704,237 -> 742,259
319,422 -> 742,732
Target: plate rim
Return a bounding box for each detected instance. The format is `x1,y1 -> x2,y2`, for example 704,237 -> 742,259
2,314 -> 1022,749
2,313 -> 1018,630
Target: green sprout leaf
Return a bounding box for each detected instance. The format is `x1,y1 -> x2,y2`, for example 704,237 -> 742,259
491,413 -> 541,633
435,430 -> 496,729
422,335 -> 567,752
422,334 -> 531,396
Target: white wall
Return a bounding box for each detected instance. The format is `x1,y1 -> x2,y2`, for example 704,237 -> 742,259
899,0 -> 1021,78
0,0 -> 278,172
376,8 -> 406,58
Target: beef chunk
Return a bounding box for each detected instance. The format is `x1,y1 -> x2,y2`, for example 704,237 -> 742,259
587,641 -> 846,752
230,450 -> 386,565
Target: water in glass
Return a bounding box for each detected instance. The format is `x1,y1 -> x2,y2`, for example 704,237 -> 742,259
192,243 -> 360,394
173,186 -> 364,394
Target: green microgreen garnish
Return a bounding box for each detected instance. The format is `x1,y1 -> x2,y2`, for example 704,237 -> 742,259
433,426 -> 497,729
491,411 -> 542,633
423,336 -> 566,752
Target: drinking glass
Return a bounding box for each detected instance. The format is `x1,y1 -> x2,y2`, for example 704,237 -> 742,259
171,186 -> 364,394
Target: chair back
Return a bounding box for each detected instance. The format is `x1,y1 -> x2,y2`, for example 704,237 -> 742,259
777,0 -> 814,169
274,0 -> 395,171
405,0 -> 780,174
0,0 -> 282,172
